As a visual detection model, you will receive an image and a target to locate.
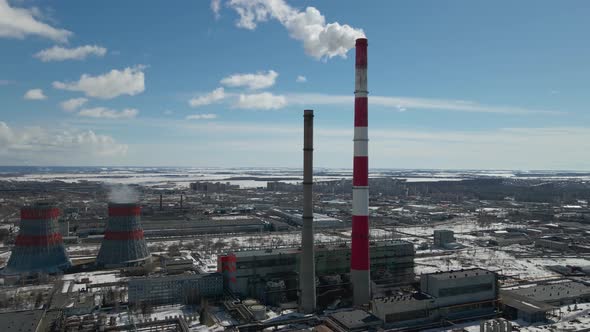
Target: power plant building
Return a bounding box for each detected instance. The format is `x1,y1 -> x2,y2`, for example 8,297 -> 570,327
372,268 -> 498,328
128,272 -> 223,305
4,203 -> 71,275
217,240 -> 415,303
96,203 -> 151,268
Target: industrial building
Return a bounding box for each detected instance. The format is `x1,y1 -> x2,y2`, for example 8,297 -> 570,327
372,268 -> 498,328
433,229 -> 455,248
128,272 -> 223,305
4,203 -> 71,275
501,280 -> 590,323
96,203 -> 151,268
142,215 -> 270,237
217,240 -> 415,305
271,208 -> 343,229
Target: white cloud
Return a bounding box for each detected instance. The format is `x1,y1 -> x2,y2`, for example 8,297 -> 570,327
23,88 -> 46,100
235,92 -> 287,110
0,0 -> 72,42
78,107 -> 139,119
285,93 -> 563,115
163,110 -> 173,115
0,121 -> 127,165
52,66 -> 145,99
189,87 -> 225,107
34,45 -> 107,62
60,97 -> 88,112
186,113 -> 218,120
220,70 -> 278,90
222,0 -> 365,59
296,75 -> 307,83
211,0 -> 222,18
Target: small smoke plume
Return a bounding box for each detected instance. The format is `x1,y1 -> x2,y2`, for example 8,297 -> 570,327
107,184 -> 139,204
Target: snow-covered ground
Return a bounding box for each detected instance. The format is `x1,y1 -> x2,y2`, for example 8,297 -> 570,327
62,270 -> 122,292
415,246 -> 590,281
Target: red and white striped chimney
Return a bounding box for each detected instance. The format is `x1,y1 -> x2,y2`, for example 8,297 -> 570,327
351,37 -> 370,306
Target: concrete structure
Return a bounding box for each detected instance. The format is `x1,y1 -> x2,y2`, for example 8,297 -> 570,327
372,269 -> 498,328
96,203 -> 151,268
58,219 -> 69,237
535,237 -> 570,251
501,279 -> 590,323
351,37 -> 370,306
433,229 -> 455,247
420,269 -> 497,307
218,240 -> 415,303
480,318 -> 511,332
0,310 -> 46,332
300,109 -> 316,313
328,309 -> 382,331
270,209 -> 342,228
4,203 -> 71,275
128,272 -> 222,305
190,181 -> 237,192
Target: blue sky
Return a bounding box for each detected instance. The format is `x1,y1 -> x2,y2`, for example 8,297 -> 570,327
1,0 -> 589,169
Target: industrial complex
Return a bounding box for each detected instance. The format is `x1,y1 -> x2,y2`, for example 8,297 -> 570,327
0,37 -> 589,332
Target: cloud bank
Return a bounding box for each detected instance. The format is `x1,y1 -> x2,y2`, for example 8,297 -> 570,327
35,45 -> 107,62
53,66 -> 145,99
0,121 -> 127,165
189,87 -> 225,107
77,107 -> 139,119
24,88 -> 47,100
0,0 -> 72,42
221,70 -> 278,90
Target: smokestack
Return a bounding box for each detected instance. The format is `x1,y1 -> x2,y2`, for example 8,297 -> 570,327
159,194 -> 163,211
180,195 -> 183,209
300,109 -> 316,313
351,37 -> 370,305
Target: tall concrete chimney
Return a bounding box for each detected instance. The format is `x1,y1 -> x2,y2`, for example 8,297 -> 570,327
159,194 -> 163,211
351,37 -> 370,305
300,109 -> 316,313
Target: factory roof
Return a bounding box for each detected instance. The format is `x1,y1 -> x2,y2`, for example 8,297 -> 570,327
330,309 -> 382,330
424,268 -> 494,280
0,310 -> 45,332
230,240 -> 414,258
507,280 -> 590,302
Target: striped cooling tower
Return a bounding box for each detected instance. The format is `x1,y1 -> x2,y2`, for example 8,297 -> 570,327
5,203 -> 71,275
96,203 -> 151,268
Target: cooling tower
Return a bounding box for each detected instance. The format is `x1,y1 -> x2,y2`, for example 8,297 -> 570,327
96,203 -> 151,267
4,203 -> 71,275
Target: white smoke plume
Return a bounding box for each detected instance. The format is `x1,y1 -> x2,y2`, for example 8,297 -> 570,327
220,0 -> 365,59
107,184 -> 140,204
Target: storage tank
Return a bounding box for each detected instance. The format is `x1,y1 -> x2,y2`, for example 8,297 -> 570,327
249,304 -> 266,321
